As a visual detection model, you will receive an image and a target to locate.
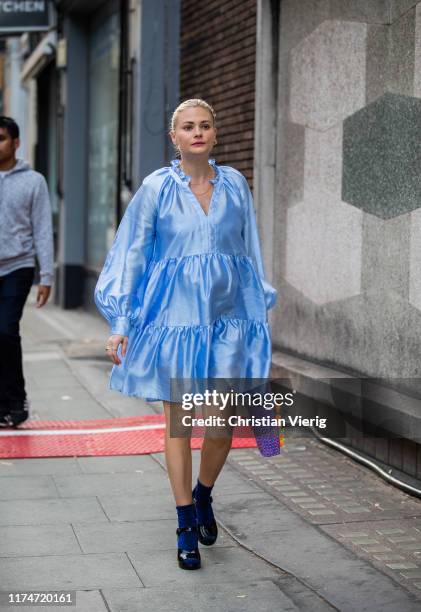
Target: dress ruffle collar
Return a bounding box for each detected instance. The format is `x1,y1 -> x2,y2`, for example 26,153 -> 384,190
170,158 -> 219,185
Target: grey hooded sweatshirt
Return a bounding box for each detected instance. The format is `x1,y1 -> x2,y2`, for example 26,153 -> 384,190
0,159 -> 54,285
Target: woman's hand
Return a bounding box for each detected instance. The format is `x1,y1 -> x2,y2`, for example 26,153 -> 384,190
105,334 -> 128,365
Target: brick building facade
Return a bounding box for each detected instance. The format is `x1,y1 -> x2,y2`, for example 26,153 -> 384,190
180,0 -> 257,185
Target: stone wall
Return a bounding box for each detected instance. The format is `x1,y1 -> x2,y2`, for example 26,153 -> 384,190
272,0 -> 421,381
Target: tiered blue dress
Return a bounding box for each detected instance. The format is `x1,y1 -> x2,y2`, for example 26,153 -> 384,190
94,158 -> 278,402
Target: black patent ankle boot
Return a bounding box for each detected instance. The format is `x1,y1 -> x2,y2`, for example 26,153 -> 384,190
192,488 -> 218,546
176,525 -> 201,570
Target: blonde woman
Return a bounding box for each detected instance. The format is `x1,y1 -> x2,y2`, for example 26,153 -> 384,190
94,99 -> 277,570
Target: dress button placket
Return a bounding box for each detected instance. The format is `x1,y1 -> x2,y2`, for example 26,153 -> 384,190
209,215 -> 215,252
208,178 -> 220,253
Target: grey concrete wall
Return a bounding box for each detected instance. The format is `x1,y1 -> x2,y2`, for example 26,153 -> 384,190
4,38 -> 30,162
56,16 -> 89,308
272,0 -> 421,378
60,16 -> 88,266
254,0 -> 279,330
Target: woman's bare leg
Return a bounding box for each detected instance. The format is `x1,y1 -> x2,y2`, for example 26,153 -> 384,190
198,400 -> 233,486
163,400 -> 193,506
163,399 -> 232,495
198,436 -> 232,486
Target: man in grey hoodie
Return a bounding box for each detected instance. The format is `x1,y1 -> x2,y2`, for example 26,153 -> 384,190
0,116 -> 54,427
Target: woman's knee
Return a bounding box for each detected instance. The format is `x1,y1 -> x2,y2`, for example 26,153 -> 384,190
203,429 -> 233,444
164,400 -> 194,440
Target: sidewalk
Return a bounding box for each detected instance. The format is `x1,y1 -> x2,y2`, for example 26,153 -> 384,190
0,290 -> 420,611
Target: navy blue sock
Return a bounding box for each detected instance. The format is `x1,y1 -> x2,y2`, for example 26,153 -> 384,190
176,503 -> 198,550
193,479 -> 215,525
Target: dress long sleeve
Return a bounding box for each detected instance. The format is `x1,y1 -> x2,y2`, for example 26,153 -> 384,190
240,175 -> 278,310
94,181 -> 157,336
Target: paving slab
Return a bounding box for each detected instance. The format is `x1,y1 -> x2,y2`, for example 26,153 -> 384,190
0,553 -> 143,590
0,497 -> 109,526
0,476 -> 58,500
53,469 -> 260,499
76,455 -> 162,474
97,393 -> 159,418
128,546 -> 281,587
102,581 -> 299,612
53,472 -> 172,498
26,387 -> 94,402
98,492 -> 175,522
73,518 -> 234,553
28,375 -> 84,391
31,399 -> 110,421
0,524 -> 81,557
24,358 -> 72,374
0,458 -> 81,476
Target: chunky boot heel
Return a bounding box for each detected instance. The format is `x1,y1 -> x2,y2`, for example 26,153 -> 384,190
195,495 -> 218,546
176,525 -> 201,570
193,482 -> 218,546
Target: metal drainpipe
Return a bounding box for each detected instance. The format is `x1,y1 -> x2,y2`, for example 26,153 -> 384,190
310,426 -> 421,499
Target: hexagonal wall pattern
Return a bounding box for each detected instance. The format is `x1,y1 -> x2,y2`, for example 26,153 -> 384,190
389,0 -> 419,23
343,92 -> 421,219
303,124 -> 343,201
409,208 -> 421,311
289,19 -> 367,130
285,196 -> 363,305
414,3 -> 421,97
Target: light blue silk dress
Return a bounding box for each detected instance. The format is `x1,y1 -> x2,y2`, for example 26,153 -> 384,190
94,158 -> 278,401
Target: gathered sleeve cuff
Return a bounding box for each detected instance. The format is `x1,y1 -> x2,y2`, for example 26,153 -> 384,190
94,181 -> 157,336
240,175 -> 278,311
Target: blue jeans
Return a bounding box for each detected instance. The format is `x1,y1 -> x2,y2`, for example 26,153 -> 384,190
0,267 -> 35,404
